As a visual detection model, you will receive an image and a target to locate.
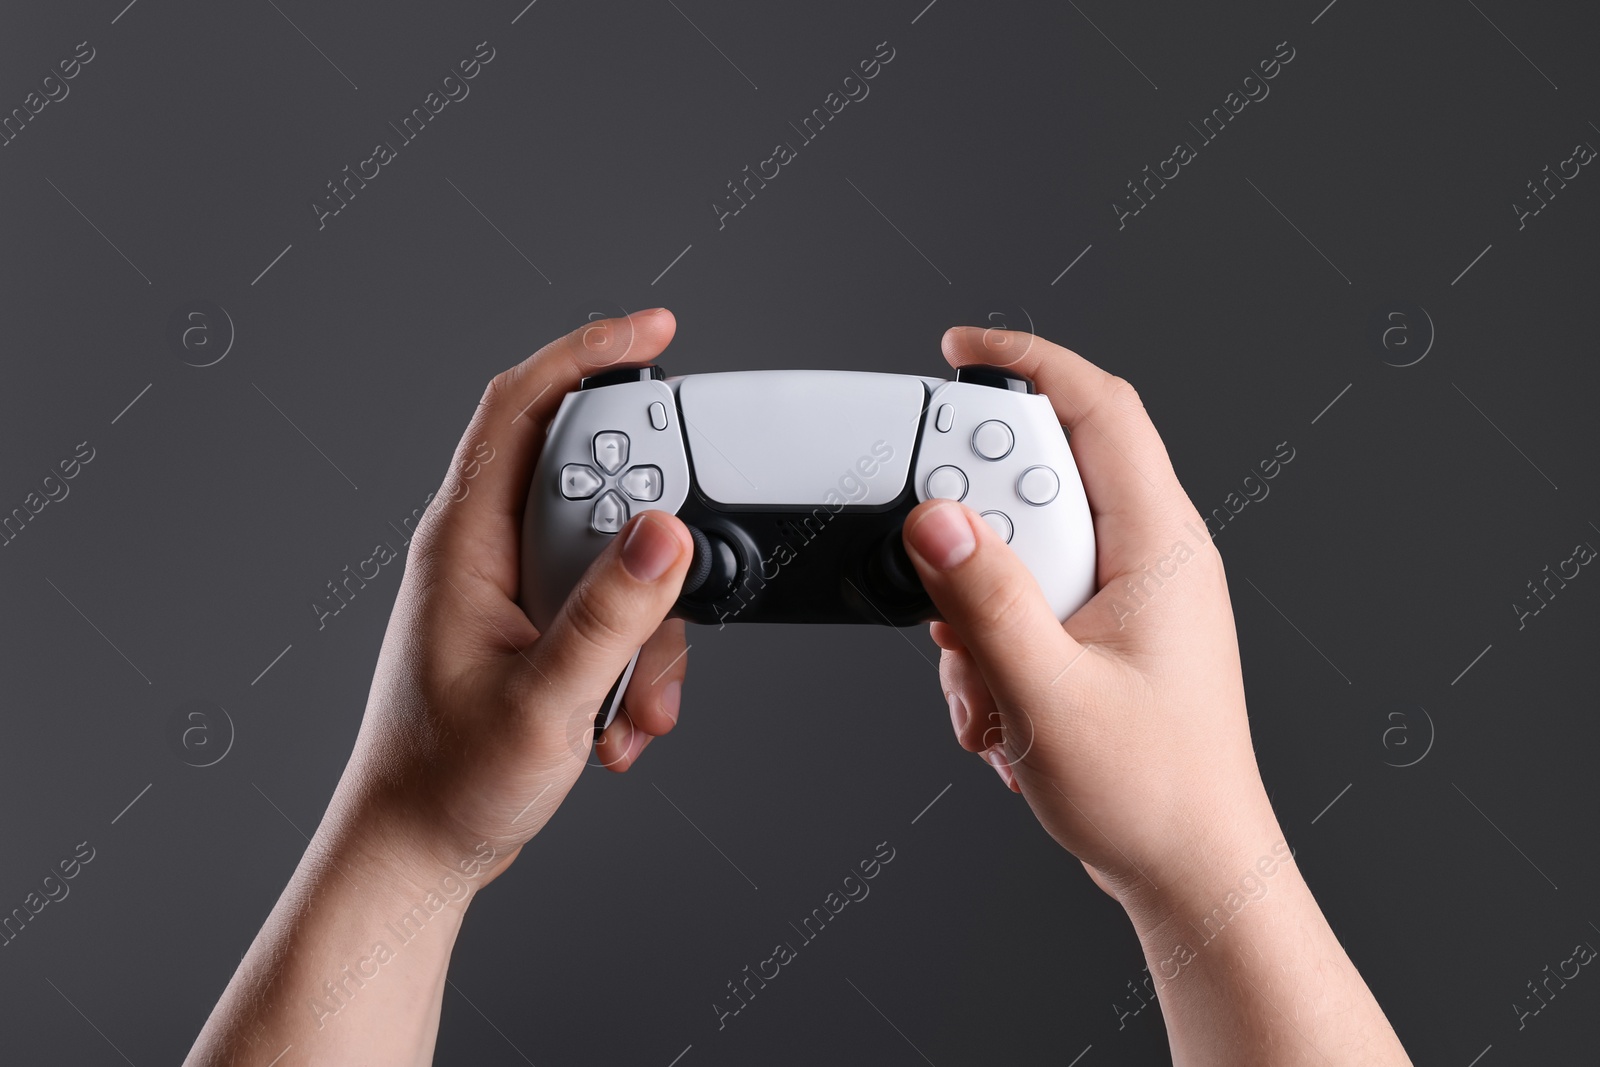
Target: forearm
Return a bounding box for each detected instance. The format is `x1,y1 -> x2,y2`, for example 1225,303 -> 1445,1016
185,810 -> 471,1067
1122,811 -> 1410,1066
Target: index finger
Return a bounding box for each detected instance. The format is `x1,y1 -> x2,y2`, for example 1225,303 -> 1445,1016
940,326 -> 1204,579
419,308 -> 678,598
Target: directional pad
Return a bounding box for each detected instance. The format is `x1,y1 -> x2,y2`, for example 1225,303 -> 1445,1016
560,464 -> 603,500
593,432 -> 629,474
620,465 -> 662,502
591,490 -> 628,534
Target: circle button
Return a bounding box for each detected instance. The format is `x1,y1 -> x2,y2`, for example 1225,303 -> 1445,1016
1017,465 -> 1060,506
972,420 -> 1014,460
979,510 -> 1014,543
926,465 -> 969,501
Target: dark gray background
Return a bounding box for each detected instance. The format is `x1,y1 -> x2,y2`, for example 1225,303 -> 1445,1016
2,0 -> 1596,1063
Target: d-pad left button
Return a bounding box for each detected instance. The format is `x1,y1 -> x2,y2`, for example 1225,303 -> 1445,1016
560,464 -> 603,500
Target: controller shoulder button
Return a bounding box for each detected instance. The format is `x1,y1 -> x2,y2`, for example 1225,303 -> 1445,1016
593,431 -> 630,474
591,490 -> 629,534
979,510 -> 1014,543
620,465 -> 663,502
926,465 -> 969,501
579,365 -> 665,390
955,366 -> 1035,393
560,464 -> 604,500
1017,465 -> 1060,506
972,419 -> 1014,460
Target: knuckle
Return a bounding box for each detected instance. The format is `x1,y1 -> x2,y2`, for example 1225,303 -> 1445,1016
1107,374 -> 1146,413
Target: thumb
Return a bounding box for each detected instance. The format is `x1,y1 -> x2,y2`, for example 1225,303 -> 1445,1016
520,512 -> 692,733
901,499 -> 1086,758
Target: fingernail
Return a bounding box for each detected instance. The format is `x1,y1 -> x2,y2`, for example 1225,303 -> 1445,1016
906,502 -> 976,570
661,679 -> 682,724
985,748 -> 1016,791
621,514 -> 680,582
946,691 -> 966,736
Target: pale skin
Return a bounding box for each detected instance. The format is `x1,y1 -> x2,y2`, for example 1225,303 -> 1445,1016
184,311 -> 1412,1066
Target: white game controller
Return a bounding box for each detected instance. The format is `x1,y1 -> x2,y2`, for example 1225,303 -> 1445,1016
519,363 -> 1096,733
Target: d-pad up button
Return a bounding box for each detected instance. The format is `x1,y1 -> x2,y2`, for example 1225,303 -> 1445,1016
560,464 -> 603,500
593,431 -> 629,474
591,490 -> 628,534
